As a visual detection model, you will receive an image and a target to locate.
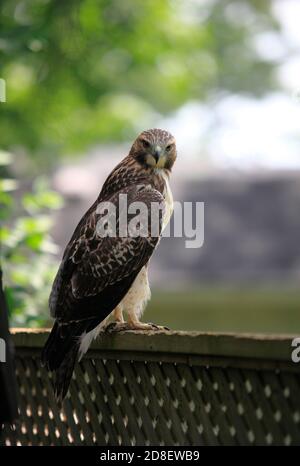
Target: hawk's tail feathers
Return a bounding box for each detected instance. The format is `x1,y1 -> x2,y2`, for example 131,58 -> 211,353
54,344 -> 79,402
41,320 -> 88,401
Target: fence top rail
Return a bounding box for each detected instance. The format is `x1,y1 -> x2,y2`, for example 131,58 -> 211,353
10,328 -> 298,363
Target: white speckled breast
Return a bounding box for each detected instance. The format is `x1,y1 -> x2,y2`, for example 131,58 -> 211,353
158,169 -> 174,230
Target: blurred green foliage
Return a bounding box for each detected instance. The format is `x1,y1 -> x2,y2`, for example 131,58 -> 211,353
0,0 -> 286,329
0,0 -> 279,164
0,151 -> 63,326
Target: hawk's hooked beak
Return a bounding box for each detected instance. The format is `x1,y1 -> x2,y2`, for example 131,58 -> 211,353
152,145 -> 163,164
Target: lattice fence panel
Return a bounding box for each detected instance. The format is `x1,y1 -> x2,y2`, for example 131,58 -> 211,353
2,347 -> 300,446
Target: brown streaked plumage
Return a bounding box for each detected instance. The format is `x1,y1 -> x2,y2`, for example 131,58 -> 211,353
42,128 -> 176,400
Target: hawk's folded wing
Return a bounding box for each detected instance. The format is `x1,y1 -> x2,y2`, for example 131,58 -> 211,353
49,184 -> 165,324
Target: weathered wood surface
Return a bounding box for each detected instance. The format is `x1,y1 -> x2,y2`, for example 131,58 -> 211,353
11,328 -> 298,362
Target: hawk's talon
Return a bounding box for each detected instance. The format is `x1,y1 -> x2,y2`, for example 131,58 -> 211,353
103,322 -> 118,334
147,322 -> 170,331
147,322 -> 159,329
103,322 -> 134,333
102,321 -> 170,333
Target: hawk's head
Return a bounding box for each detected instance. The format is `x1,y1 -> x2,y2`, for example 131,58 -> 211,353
130,128 -> 177,171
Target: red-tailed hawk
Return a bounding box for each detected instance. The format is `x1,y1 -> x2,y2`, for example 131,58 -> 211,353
42,128 -> 176,399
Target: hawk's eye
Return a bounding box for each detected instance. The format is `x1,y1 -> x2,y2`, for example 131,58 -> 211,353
166,144 -> 172,152
141,139 -> 150,149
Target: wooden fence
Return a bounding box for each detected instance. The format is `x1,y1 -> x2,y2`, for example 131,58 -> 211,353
1,329 -> 300,446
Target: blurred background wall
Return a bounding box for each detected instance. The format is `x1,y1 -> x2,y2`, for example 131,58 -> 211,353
0,0 -> 299,332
